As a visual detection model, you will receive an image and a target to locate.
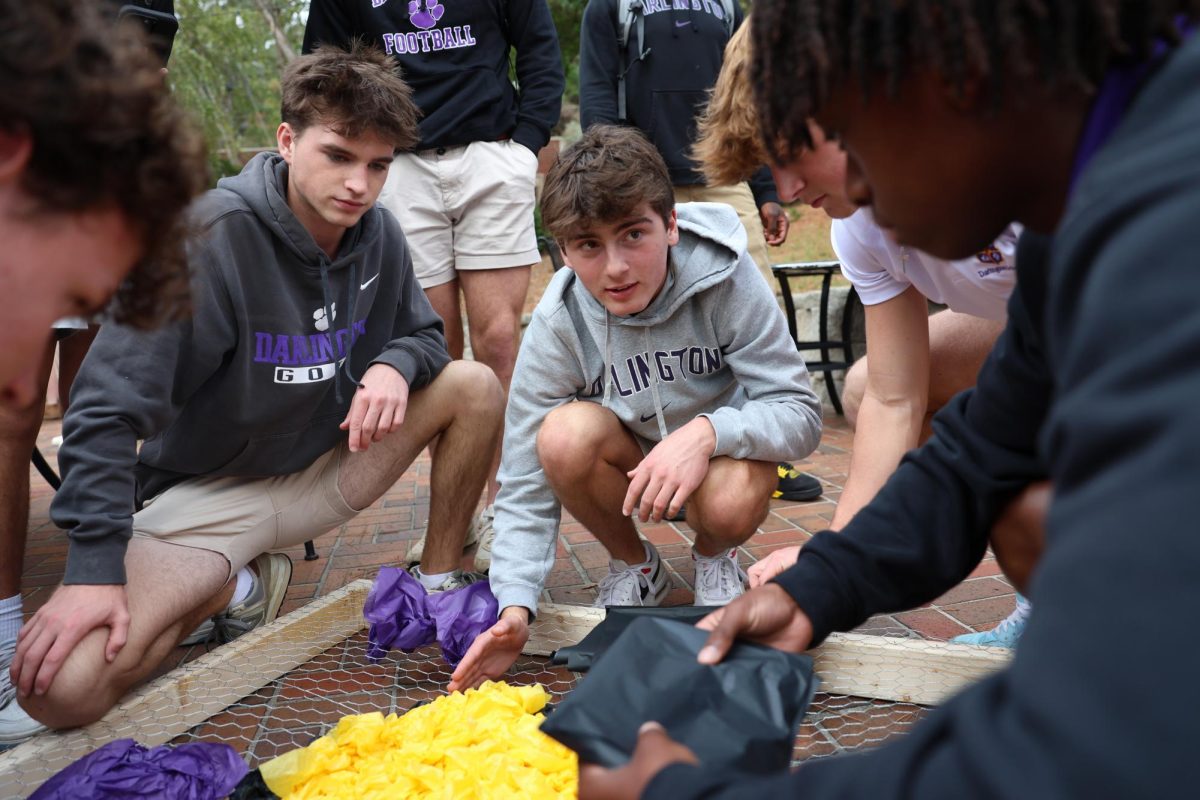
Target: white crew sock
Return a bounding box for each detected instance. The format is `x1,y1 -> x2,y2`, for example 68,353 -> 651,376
0,594 -> 21,651
417,568 -> 455,590
225,567 -> 255,610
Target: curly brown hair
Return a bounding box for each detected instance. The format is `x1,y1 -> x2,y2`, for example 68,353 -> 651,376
0,0 -> 207,328
691,19 -> 770,187
281,43 -> 421,152
541,125 -> 675,241
751,0 -> 1200,161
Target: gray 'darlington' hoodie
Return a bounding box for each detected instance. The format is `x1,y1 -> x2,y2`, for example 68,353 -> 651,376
52,152 -> 450,585
489,202 -> 822,615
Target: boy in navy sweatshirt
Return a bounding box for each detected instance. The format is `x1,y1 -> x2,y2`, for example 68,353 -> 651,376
11,46 -> 504,731
579,3 -> 1200,798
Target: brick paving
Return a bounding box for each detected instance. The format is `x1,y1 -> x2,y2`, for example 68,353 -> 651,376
22,411 -> 1018,681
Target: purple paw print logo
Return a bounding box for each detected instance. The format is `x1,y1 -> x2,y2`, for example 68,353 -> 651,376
408,0 -> 444,30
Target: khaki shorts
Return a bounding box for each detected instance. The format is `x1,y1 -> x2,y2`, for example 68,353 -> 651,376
380,140 -> 541,289
674,182 -> 774,286
131,444 -> 362,579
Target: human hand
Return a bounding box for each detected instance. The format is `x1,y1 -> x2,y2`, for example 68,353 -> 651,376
579,721 -> 699,800
695,583 -> 813,664
340,363 -> 409,452
990,481 -> 1051,593
447,606 -> 530,692
747,545 -> 801,588
760,202 -> 790,246
623,418 -> 715,523
11,583 -> 130,697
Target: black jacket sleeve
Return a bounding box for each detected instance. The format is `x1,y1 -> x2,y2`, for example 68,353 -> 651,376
578,0 -> 620,129
747,165 -> 780,208
507,0 -> 566,154
51,265 -> 238,585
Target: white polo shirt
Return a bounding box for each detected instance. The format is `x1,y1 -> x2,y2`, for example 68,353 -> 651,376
832,208 -> 1020,321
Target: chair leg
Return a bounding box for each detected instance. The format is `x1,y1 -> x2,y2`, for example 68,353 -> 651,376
304,540 -> 319,561
31,447 -> 61,491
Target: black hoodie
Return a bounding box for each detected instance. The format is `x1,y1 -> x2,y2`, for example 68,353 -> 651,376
303,0 -> 564,155
644,26 -> 1200,800
577,0 -> 778,206
52,153 -> 450,585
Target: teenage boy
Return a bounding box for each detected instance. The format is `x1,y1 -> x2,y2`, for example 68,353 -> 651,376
580,3 -> 1200,798
11,46 -> 504,731
0,0 -> 206,743
692,20 -> 1035,649
303,0 -> 565,565
448,125 -> 822,693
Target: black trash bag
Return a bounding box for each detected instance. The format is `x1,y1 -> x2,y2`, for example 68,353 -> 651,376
540,616 -> 816,773
228,769 -> 278,800
550,606 -> 719,672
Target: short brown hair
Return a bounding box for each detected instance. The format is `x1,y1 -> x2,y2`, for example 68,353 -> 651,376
281,43 -> 420,152
0,0 -> 207,328
541,125 -> 674,241
692,20 -> 771,186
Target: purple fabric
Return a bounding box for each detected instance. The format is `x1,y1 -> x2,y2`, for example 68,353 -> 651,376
364,567 -> 498,667
30,739 -> 247,800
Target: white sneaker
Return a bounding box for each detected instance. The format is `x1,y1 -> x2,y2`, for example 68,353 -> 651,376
471,506 -> 497,572
692,548 -> 747,606
405,511 -> 483,563
594,542 -> 670,608
0,696 -> 45,745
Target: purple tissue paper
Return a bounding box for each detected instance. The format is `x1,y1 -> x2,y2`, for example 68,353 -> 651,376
364,566 -> 497,667
30,739 -> 248,800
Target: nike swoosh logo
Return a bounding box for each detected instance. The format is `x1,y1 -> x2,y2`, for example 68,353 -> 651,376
675,20 -> 691,27
360,274 -> 379,290
639,402 -> 670,423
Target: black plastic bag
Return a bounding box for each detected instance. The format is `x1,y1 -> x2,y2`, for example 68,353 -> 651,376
550,606 -> 719,672
540,616 -> 816,772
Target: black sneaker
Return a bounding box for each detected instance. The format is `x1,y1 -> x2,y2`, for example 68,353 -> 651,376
773,463 -> 823,502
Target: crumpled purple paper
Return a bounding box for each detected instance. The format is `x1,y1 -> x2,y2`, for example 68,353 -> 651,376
364,566 -> 498,667
30,739 -> 247,800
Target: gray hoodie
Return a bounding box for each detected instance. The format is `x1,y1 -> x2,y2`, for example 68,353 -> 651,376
489,202 -> 822,614
53,153 -> 450,585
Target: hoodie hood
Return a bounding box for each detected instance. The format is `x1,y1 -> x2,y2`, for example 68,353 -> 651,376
216,152 -> 384,275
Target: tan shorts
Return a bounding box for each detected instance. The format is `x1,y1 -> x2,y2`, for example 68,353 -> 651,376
674,182 -> 774,286
380,140 -> 541,289
131,444 -> 361,579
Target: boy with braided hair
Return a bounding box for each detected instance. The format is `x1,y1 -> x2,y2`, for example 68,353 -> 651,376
580,2 -> 1200,797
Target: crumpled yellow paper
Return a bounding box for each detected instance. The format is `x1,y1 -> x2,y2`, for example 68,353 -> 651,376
260,681 -> 577,799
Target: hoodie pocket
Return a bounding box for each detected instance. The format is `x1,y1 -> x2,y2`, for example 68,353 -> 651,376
648,90 -> 709,172
215,413 -> 343,477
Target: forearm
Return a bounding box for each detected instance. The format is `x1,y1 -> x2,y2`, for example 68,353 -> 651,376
832,395 -> 925,529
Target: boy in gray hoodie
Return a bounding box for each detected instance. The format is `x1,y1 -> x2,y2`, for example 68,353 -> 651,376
12,46 -> 505,730
449,125 -> 821,692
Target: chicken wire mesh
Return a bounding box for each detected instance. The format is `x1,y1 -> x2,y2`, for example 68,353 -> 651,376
0,579 -> 1007,798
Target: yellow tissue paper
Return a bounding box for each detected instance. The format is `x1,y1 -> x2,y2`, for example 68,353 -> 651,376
260,681 -> 577,799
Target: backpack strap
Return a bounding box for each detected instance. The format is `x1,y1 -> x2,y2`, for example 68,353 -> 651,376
617,0 -> 649,122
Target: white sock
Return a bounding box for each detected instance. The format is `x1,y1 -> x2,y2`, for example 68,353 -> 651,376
0,594 -> 21,651
225,568 -> 255,610
692,547 -> 735,562
417,568 -> 455,590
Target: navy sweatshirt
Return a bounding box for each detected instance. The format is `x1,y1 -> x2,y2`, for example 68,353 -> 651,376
303,0 -> 564,154
645,28 -> 1200,800
53,154 -> 450,585
577,0 -> 778,207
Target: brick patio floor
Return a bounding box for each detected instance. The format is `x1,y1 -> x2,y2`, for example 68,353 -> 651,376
22,411 -> 1017,685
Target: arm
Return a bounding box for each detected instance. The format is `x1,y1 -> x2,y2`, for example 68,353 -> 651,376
506,0 -> 566,154
578,0 -> 621,129
702,255 -> 823,464
748,166 -> 789,246
831,287 -> 931,528
301,0 -> 357,53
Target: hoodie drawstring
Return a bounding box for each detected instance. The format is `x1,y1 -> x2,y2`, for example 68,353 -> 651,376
643,328 -> 669,441
319,258 -> 363,405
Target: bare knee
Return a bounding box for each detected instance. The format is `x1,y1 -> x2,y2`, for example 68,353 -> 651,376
537,404 -> 612,481
439,360 -> 504,419
842,357 -> 868,428
469,314 -> 521,373
691,460 -> 772,545
20,637 -> 129,729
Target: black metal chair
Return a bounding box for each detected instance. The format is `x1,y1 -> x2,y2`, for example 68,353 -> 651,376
771,261 -> 862,415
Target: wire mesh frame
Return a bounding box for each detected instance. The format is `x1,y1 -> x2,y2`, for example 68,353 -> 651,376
0,581 -> 1009,797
